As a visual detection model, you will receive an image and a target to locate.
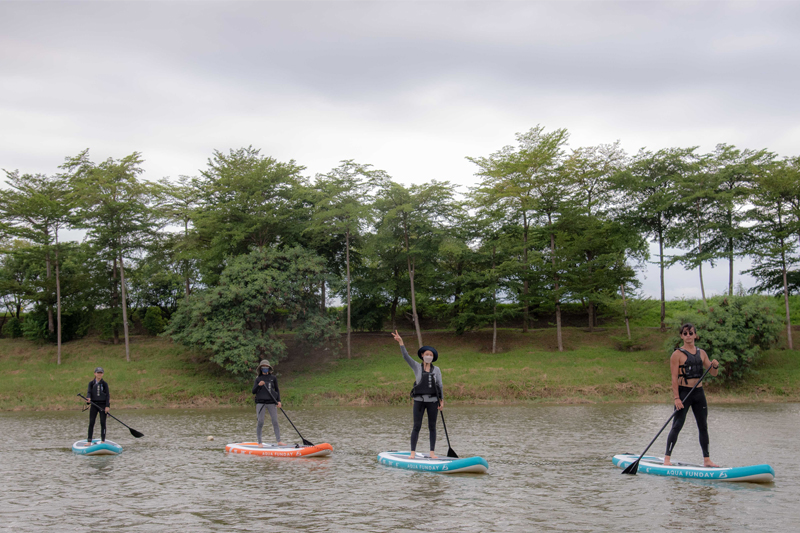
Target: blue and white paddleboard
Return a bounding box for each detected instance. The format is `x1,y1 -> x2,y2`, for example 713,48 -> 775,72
613,454 -> 774,483
72,439 -> 123,456
378,451 -> 488,474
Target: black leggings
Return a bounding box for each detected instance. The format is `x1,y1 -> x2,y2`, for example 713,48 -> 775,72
666,386 -> 710,457
410,400 -> 438,451
88,404 -> 107,442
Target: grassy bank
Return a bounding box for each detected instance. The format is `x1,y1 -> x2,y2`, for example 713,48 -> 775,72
2,325 -> 799,411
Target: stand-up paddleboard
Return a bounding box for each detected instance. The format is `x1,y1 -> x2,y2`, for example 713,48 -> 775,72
613,454 -> 774,483
225,442 -> 333,457
72,439 -> 123,456
378,451 -> 488,474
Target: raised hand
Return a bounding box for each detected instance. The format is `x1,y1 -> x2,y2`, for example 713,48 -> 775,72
391,330 -> 404,346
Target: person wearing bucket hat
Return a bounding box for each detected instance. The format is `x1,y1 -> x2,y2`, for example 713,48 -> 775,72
391,330 -> 443,459
252,360 -> 285,446
85,367 -> 110,444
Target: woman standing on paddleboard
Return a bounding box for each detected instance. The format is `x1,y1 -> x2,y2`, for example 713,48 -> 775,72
391,330 -> 444,459
253,360 -> 285,447
664,323 -> 720,467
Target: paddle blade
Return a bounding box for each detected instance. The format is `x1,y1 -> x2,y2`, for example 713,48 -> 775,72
129,428 -> 145,438
621,459 -> 639,475
446,448 -> 459,458
302,438 -> 314,446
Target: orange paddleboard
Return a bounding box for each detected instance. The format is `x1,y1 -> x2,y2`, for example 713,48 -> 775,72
225,442 -> 333,457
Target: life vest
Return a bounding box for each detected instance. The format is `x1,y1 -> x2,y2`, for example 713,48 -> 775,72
678,348 -> 704,381
411,365 -> 438,397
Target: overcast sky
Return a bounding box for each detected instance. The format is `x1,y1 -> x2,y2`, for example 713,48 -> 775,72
2,1 -> 798,299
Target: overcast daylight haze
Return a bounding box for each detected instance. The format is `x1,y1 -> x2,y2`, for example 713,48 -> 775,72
2,0 -> 799,300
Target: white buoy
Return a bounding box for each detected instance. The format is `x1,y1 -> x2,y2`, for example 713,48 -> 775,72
207,436 -> 214,441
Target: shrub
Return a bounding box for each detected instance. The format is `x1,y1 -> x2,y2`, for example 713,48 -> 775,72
665,295 -> 783,382
2,316 -> 23,338
143,306 -> 166,336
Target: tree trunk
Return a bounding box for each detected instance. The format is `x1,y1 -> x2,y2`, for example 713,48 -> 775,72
408,256 -> 423,347
728,235 -> 734,296
55,230 -> 62,365
390,295 -> 398,331
588,302 -> 595,332
46,249 -> 54,333
320,280 -> 326,313
346,229 -> 351,359
522,213 -> 529,333
659,228 -> 666,331
184,218 -> 191,302
620,283 -> 631,341
118,253 -> 131,362
550,218 -> 563,352
112,259 -> 120,345
492,246 -> 497,354
781,244 -> 793,350
696,205 -> 707,307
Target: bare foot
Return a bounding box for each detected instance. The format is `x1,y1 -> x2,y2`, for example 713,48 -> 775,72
257,443 -> 263,447
278,442 -> 286,446
662,456 -> 672,466
429,451 -> 438,459
704,459 -> 720,468
410,451 -> 416,459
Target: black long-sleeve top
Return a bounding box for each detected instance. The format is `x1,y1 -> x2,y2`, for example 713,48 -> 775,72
252,374 -> 280,404
87,379 -> 110,407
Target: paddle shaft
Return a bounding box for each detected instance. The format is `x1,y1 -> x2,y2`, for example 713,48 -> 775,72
439,410 -> 458,458
622,363 -> 715,475
261,384 -> 313,446
77,394 -> 144,438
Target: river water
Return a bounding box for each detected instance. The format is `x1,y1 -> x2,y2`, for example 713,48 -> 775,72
1,403 -> 798,532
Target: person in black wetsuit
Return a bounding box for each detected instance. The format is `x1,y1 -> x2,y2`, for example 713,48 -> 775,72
664,323 -> 720,467
85,367 -> 110,444
391,330 -> 444,459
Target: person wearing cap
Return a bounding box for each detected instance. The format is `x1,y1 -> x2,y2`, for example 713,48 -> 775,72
391,330 -> 444,459
85,367 -> 110,444
252,360 -> 285,446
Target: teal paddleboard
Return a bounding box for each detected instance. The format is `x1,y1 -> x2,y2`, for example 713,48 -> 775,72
613,454 -> 774,482
378,451 -> 488,473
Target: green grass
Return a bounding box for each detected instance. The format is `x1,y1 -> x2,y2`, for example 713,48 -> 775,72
2,326 -> 799,411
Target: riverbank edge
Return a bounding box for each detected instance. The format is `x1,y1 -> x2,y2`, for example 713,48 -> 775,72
2,328 -> 798,412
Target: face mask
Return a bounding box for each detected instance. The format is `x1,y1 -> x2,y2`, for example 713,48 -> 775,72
262,367 -> 270,374
423,355 -> 433,364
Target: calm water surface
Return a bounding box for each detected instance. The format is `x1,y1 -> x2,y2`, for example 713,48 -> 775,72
1,403 -> 798,532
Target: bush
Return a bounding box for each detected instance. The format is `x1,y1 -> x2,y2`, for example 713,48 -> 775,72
19,308 -> 93,343
665,295 -> 783,382
143,306 -> 166,336
2,316 -> 23,338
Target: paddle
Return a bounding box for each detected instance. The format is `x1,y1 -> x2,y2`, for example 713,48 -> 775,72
77,394 -> 144,438
621,363 -> 715,475
261,385 -> 314,446
439,410 -> 458,458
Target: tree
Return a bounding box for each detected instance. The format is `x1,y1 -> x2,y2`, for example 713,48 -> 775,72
157,175 -> 201,302
0,171 -> 72,363
63,150 -> 157,362
166,246 -> 338,378
469,126 -> 571,347
374,180 -> 457,347
306,161 -> 386,357
704,144 -> 772,295
613,147 -> 696,330
744,159 -> 800,350
193,147 -> 309,285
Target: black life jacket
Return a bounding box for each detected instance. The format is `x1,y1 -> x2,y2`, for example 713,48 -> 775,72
678,348 -> 704,381
411,365 -> 438,398
89,379 -> 108,402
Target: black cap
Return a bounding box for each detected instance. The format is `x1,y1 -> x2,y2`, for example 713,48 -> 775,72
417,346 -> 438,362
94,367 -> 104,373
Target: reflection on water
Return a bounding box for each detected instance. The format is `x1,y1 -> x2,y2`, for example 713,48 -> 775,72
1,403 -> 798,532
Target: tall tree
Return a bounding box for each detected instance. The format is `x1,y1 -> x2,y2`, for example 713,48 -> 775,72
63,150 -> 156,362
193,147 -> 309,284
468,125 -> 570,343
613,147 -> 696,330
704,144 -> 772,295
307,160 -> 386,358
157,175 -> 201,302
375,180 -> 456,347
0,172 -> 72,363
745,159 -> 800,350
